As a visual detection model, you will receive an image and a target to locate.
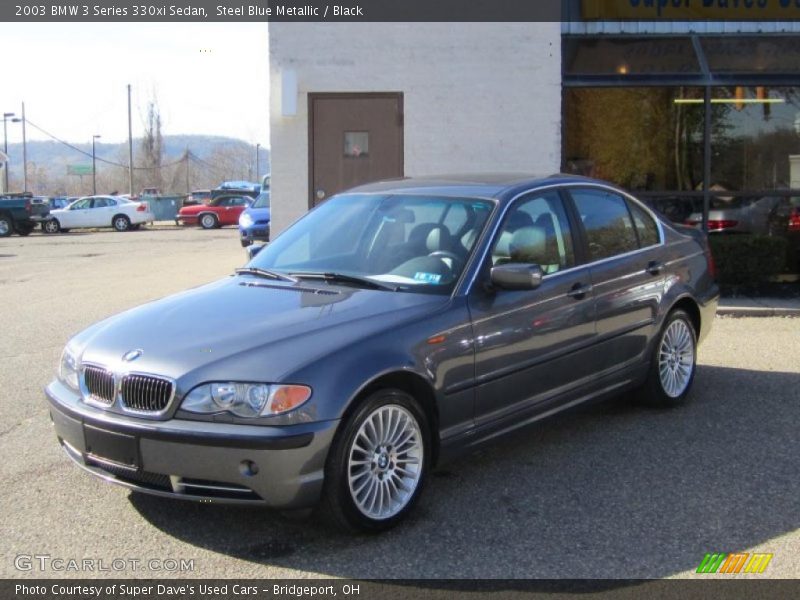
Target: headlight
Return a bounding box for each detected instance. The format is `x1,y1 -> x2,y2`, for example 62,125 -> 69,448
239,212 -> 254,227
58,347 -> 80,391
180,383 -> 312,418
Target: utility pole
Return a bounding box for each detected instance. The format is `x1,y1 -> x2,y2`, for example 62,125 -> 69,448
127,84 -> 134,195
92,134 -> 101,194
2,112 -> 14,193
21,102 -> 27,192
256,143 -> 260,182
185,147 -> 190,194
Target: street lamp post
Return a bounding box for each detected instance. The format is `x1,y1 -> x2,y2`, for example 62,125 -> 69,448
92,134 -> 101,195
2,112 -> 14,193
256,143 -> 261,183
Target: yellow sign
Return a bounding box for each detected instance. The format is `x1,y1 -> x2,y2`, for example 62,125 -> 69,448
582,0 -> 800,20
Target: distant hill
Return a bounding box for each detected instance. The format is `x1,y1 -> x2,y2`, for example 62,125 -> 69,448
3,135 -> 270,195
4,135 -> 269,170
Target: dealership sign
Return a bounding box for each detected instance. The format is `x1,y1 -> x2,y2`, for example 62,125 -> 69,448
583,0 -> 800,20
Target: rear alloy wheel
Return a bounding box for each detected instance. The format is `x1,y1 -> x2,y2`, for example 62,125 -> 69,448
113,215 -> 131,232
321,389 -> 430,532
637,309 -> 697,407
200,214 -> 218,229
0,216 -> 12,237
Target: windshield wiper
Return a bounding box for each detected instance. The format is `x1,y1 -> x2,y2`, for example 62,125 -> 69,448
290,271 -> 399,291
235,267 -> 298,283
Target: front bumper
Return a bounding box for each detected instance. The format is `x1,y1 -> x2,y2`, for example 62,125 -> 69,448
239,224 -> 270,245
45,380 -> 338,508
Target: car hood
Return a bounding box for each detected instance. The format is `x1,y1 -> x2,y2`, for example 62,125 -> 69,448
71,276 -> 447,383
244,207 -> 271,221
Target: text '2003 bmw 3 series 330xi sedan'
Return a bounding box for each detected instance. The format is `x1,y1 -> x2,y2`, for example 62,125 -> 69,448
46,174 -> 719,532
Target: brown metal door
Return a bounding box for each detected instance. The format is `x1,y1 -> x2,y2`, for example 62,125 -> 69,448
309,93 -> 403,207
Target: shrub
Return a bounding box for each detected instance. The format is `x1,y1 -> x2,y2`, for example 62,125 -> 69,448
708,234 -> 788,291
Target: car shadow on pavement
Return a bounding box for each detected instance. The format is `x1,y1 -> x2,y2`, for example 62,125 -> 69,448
129,364 -> 800,579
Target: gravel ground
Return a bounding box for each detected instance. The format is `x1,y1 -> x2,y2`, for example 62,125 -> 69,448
1,227 -> 798,580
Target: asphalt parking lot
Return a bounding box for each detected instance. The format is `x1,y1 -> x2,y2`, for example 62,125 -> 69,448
1,227 -> 798,580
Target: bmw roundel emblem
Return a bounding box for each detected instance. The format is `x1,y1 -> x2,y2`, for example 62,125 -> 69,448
122,349 -> 143,362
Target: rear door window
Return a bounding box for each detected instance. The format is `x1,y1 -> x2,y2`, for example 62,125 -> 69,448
570,189 -> 639,262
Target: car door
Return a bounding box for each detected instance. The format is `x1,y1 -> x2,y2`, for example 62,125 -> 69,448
89,197 -> 114,227
226,196 -> 249,225
468,189 -> 596,425
214,196 -> 236,225
60,197 -> 92,228
567,187 -> 666,374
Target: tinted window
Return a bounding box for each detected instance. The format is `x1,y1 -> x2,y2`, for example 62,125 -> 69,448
628,201 -> 660,247
571,189 -> 638,261
492,191 -> 575,274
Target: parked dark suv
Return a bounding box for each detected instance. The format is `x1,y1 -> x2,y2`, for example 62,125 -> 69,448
46,174 -> 718,532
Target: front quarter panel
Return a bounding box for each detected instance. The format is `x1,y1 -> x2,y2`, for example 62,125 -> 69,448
284,296 -> 476,439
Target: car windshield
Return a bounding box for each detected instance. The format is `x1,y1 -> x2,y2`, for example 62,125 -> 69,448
248,193 -> 495,294
253,192 -> 270,209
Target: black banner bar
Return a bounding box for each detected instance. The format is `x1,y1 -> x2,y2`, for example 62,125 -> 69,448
1,0 -> 564,22
4,580 -> 800,600
4,0 -> 800,22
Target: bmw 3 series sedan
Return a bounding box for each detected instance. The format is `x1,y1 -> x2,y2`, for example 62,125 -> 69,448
46,174 -> 719,532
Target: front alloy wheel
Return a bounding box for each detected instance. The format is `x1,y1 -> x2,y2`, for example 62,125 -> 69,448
43,219 -> 61,234
347,404 -> 424,521
321,389 -> 430,532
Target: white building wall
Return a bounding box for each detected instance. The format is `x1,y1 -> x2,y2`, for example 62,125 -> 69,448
269,23 -> 562,234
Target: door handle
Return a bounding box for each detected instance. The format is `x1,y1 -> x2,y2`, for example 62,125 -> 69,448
646,260 -> 664,276
566,283 -> 593,300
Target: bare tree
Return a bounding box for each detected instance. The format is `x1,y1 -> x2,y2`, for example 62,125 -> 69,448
139,99 -> 164,191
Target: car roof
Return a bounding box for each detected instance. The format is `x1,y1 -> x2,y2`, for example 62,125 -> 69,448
345,173 -> 605,199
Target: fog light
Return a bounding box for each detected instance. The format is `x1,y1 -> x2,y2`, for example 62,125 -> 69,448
239,460 -> 259,477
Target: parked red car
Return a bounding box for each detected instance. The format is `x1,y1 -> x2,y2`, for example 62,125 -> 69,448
176,194 -> 252,229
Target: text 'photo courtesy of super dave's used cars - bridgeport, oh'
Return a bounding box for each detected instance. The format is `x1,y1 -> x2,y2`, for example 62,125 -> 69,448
46,174 -> 718,532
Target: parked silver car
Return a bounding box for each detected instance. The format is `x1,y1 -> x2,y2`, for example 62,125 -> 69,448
46,175 -> 718,531
685,195 -> 783,234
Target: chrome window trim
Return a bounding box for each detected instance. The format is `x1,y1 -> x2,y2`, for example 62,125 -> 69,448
461,182 -> 667,295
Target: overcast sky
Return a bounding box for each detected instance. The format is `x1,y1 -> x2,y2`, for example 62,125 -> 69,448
0,22 -> 270,146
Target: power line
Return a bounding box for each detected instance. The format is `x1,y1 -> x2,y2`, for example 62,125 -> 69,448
23,118 -> 188,170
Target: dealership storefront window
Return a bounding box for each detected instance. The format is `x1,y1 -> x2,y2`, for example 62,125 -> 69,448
563,36 -> 800,278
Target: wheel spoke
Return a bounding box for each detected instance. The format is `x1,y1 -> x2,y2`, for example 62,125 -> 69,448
347,403 -> 424,521
658,319 -> 695,398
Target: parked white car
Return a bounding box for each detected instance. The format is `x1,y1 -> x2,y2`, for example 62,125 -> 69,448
43,196 -> 154,233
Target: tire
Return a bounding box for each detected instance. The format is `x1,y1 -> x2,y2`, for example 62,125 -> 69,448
16,225 -> 33,236
131,224 -> 141,231
112,214 -> 131,232
43,219 -> 61,234
0,215 -> 12,237
637,309 -> 697,408
200,214 -> 218,230
320,389 -> 431,532
240,238 -> 252,248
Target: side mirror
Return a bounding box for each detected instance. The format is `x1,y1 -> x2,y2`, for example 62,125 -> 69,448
490,263 -> 544,291
246,243 -> 267,260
